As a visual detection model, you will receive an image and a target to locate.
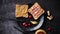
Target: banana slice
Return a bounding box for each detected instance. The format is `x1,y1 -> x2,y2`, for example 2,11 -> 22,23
30,21 -> 38,24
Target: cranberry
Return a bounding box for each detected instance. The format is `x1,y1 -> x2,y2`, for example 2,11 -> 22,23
28,23 -> 31,26
22,22 -> 26,25
22,22 -> 28,27
48,27 -> 52,31
29,15 -> 32,18
23,23 -> 25,25
24,24 -> 27,26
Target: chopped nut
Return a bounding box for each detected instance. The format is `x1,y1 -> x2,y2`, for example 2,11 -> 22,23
47,11 -> 50,16
47,15 -> 53,20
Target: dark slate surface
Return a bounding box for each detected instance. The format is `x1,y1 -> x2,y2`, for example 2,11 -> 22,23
0,0 -> 60,34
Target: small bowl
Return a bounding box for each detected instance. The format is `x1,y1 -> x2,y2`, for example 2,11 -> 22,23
35,29 -> 46,34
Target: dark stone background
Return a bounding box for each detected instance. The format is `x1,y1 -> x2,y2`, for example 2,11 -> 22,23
0,0 -> 60,34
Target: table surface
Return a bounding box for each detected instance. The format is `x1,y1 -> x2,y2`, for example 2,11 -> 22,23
0,0 -> 60,34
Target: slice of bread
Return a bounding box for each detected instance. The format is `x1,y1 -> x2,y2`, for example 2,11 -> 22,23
28,2 -> 45,20
15,4 -> 28,18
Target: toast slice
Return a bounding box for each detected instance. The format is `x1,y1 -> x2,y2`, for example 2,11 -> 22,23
15,4 -> 28,18
28,2 -> 45,20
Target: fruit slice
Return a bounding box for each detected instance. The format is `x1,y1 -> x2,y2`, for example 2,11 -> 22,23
30,21 -> 38,24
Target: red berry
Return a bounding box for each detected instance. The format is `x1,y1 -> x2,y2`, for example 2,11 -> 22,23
22,22 -> 26,26
28,23 -> 31,26
22,22 -> 28,27
23,23 -> 25,25
24,24 -> 27,26
29,15 -> 32,18
48,27 -> 52,31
